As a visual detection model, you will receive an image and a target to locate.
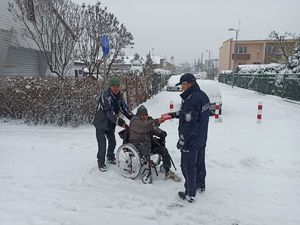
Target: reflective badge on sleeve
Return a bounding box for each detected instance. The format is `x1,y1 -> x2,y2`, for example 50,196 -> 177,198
185,112 -> 192,122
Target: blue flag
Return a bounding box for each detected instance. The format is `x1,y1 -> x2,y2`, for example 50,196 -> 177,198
100,35 -> 110,57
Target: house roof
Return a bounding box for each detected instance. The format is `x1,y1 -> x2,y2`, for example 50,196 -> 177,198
121,55 -> 164,65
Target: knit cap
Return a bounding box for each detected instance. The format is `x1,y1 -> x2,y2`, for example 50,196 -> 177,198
136,105 -> 148,117
109,76 -> 121,87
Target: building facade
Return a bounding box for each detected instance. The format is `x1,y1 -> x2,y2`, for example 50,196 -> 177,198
218,38 -> 299,72
0,0 -> 47,77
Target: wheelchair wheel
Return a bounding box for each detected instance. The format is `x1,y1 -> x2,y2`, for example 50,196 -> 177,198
116,143 -> 141,179
142,174 -> 153,184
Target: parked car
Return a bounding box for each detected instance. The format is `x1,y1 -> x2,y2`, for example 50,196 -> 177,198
166,74 -> 183,91
166,74 -> 222,115
194,71 -> 207,80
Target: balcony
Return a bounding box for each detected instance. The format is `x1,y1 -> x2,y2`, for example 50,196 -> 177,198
232,53 -> 250,60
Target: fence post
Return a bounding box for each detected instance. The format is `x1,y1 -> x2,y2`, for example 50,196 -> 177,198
265,74 -> 269,94
281,74 -> 287,98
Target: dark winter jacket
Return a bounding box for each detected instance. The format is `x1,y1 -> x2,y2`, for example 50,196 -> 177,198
129,116 -> 163,157
173,83 -> 210,149
93,88 -> 132,131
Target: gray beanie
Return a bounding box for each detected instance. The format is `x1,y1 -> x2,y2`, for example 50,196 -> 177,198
136,105 -> 148,117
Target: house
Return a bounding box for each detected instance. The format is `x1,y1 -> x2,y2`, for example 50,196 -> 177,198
218,38 -> 299,72
73,60 -> 86,78
103,54 -> 173,76
0,0 -> 47,77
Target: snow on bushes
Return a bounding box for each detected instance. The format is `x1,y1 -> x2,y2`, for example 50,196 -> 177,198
289,47 -> 300,73
0,75 -> 162,126
219,48 -> 300,101
234,48 -> 300,75
0,77 -> 100,126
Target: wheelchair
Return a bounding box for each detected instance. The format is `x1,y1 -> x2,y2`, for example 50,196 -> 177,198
116,129 -> 163,184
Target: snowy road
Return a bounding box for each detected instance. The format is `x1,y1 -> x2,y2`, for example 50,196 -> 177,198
1,82 -> 300,225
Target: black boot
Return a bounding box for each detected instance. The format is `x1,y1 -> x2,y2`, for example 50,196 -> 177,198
178,191 -> 186,200
98,161 -> 107,172
107,156 -> 116,164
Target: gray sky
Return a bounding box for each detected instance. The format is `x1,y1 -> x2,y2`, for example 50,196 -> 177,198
74,0 -> 300,64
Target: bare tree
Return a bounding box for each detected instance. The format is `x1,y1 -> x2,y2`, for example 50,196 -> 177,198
105,24 -> 134,76
268,31 -> 300,65
9,0 -> 83,78
75,2 -> 107,78
75,1 -> 133,84
143,52 -> 155,98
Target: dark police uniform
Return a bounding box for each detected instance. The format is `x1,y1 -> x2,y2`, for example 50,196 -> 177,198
171,74 -> 210,198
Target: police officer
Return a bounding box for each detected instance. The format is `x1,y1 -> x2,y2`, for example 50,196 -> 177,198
93,76 -> 133,172
168,73 -> 210,203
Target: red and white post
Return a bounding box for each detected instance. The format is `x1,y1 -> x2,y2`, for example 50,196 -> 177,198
257,102 -> 263,124
169,100 -> 174,111
169,100 -> 174,121
214,102 -> 222,122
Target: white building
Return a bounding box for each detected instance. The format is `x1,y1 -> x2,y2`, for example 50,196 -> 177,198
0,0 -> 47,77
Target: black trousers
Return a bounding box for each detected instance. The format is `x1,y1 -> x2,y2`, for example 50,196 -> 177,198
181,149 -> 198,197
196,147 -> 206,189
151,145 -> 171,172
96,128 -> 116,164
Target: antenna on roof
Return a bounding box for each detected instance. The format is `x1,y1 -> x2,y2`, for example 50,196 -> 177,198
238,21 -> 241,39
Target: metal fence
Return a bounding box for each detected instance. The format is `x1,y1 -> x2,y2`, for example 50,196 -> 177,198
218,73 -> 300,101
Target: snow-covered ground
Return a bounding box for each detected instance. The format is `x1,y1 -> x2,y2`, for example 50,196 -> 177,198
1,82 -> 300,225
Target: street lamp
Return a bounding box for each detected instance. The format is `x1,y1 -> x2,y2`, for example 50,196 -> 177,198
228,28 -> 239,42
205,50 -> 212,79
228,28 -> 239,88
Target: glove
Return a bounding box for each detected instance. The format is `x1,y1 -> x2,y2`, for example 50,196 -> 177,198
117,118 -> 125,127
176,137 -> 185,150
161,131 -> 167,138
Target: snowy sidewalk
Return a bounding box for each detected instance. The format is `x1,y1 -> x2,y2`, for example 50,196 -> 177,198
0,82 -> 300,225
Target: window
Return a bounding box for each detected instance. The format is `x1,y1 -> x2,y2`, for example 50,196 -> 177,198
266,46 -> 274,54
234,46 -> 247,54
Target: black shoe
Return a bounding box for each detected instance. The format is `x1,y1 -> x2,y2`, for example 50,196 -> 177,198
107,157 -> 116,164
178,191 -> 195,203
186,196 -> 195,203
178,191 -> 186,200
98,161 -> 107,172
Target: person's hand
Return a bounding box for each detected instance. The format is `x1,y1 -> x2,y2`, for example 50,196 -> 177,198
161,113 -> 172,120
157,117 -> 165,124
167,112 -> 176,118
122,123 -> 129,129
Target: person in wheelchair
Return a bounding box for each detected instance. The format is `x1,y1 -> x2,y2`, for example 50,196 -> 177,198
129,105 -> 181,182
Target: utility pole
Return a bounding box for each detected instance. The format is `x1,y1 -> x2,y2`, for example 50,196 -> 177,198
228,21 -> 241,87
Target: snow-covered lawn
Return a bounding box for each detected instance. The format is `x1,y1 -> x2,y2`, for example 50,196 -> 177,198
1,82 -> 300,225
